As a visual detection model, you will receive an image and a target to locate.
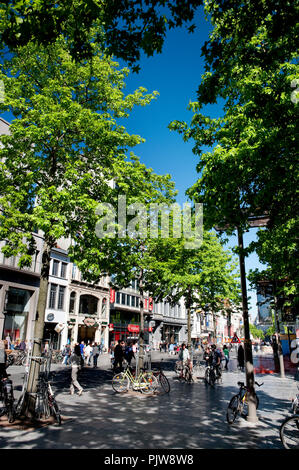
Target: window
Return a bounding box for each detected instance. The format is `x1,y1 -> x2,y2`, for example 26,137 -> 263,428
116,292 -> 121,304
121,293 -> 126,305
52,260 -> 59,276
131,296 -> 136,307
126,295 -> 131,306
60,262 -> 67,279
72,264 -> 77,279
57,286 -> 65,310
136,297 -> 140,308
49,284 -> 57,309
69,292 -> 76,313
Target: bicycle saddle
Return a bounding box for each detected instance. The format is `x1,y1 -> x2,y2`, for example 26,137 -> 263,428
237,381 -> 245,387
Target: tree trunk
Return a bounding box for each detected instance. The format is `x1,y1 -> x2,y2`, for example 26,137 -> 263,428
273,289 -> 285,378
227,310 -> 232,339
212,311 -> 217,343
21,241 -> 51,418
138,268 -> 144,374
237,227 -> 258,423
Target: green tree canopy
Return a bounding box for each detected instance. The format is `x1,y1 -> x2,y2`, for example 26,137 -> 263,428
169,0 -> 299,298
0,0 -> 203,68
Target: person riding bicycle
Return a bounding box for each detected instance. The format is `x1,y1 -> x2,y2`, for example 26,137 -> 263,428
178,343 -> 192,379
211,344 -> 222,379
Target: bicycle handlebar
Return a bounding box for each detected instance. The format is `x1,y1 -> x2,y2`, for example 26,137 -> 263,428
255,381 -> 264,387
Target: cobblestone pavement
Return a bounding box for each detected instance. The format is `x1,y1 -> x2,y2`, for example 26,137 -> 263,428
0,351 -> 298,449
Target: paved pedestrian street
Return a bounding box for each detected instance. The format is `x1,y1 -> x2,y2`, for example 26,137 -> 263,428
0,351 -> 297,450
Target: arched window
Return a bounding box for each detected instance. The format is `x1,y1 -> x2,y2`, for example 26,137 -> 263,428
79,295 -> 98,315
69,291 -> 76,313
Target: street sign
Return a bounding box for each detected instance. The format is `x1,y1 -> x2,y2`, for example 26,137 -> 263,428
231,334 -> 241,344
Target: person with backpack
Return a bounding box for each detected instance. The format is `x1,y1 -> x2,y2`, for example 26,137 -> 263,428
92,342 -> 100,368
124,341 -> 134,366
211,344 -> 222,379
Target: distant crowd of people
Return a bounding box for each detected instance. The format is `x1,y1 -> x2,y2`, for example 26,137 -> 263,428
3,334 -> 32,352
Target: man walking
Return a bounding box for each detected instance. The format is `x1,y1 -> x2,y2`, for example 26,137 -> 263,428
113,340 -> 125,372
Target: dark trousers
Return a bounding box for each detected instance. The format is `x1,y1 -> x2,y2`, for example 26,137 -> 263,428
113,357 -> 123,372
93,354 -> 99,367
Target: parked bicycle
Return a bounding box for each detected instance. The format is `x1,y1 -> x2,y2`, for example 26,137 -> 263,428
227,381 -> 263,424
112,365 -> 158,394
35,371 -> 62,425
151,362 -> 170,393
176,360 -> 193,383
279,385 -> 299,449
10,350 -> 27,366
50,350 -> 64,364
0,375 -> 16,423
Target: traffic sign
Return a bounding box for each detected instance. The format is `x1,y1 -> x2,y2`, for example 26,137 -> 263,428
231,334 -> 241,344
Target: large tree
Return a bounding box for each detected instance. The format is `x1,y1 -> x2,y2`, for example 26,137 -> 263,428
146,229 -> 240,350
71,158 -> 178,372
169,0 -> 298,296
0,0 -> 203,68
0,35 -> 158,416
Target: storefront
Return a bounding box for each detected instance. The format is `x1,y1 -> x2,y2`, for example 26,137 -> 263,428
2,287 -> 32,341
109,310 -> 151,345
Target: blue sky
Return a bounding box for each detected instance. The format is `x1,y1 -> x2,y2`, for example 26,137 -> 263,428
118,8 -> 265,320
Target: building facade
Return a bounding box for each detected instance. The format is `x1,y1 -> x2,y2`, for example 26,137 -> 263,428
109,283 -> 188,349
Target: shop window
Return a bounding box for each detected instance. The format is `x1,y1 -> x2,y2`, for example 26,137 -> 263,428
3,287 -> 31,341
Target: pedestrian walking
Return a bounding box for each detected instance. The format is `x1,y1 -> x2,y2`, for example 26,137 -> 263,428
5,335 -> 11,350
84,343 -> 93,366
124,341 -> 134,366
0,340 -> 8,380
62,344 -> 71,365
237,344 -> 245,371
223,344 -> 230,370
113,340 -> 125,372
70,344 -> 83,396
80,341 -> 85,358
92,342 -> 100,368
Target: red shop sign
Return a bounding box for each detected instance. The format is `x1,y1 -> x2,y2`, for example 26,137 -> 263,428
128,324 -> 140,334
110,289 -> 115,303
148,297 -> 153,312
109,323 -> 114,331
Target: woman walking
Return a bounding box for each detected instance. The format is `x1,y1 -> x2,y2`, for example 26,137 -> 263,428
70,344 -> 84,396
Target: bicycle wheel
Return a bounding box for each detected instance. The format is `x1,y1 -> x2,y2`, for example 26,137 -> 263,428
174,362 -> 182,376
112,373 -> 129,393
209,369 -> 216,387
227,395 -> 240,424
280,415 -> 299,449
140,373 -> 158,394
7,402 -> 15,423
50,399 -> 62,426
159,373 -> 170,393
204,368 -> 210,384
